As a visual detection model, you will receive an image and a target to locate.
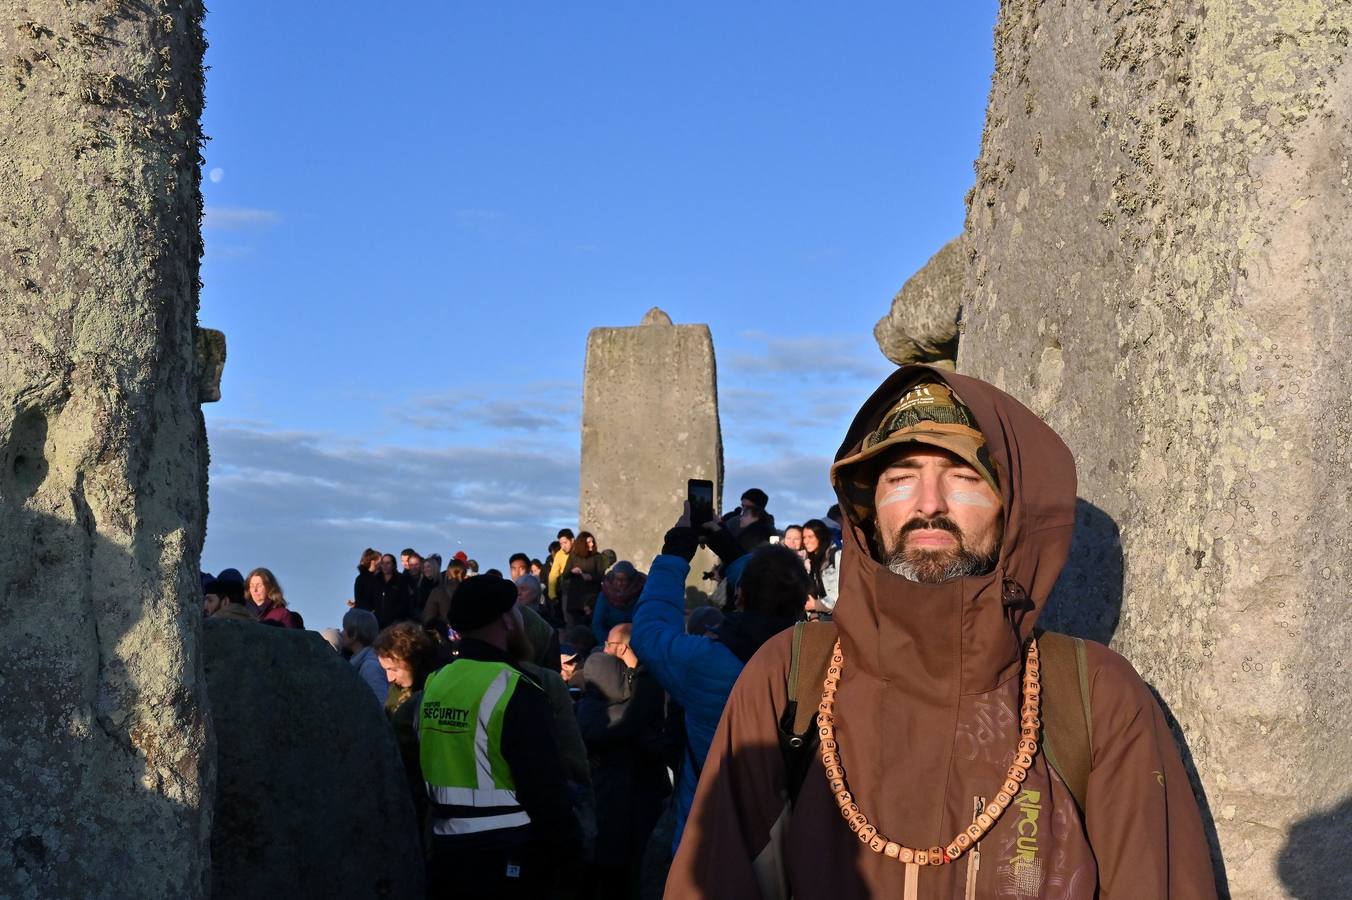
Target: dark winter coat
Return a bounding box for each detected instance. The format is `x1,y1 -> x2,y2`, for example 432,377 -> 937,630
563,553 -> 606,614
366,573 -> 413,630
252,599 -> 301,629
575,653 -> 671,865
422,579 -> 457,626
353,567 -> 377,611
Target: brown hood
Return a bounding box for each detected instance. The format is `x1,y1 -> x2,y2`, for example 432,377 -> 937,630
666,365 -> 1219,899
827,364 -> 1076,840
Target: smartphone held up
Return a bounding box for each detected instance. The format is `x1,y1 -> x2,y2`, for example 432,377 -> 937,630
687,478 -> 715,529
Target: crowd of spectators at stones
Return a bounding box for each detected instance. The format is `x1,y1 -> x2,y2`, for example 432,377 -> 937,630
199,489 -> 844,899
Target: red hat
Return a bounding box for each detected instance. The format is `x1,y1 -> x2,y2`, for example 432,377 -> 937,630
453,551 -> 468,562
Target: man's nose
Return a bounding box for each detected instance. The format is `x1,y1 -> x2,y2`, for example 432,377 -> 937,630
914,475 -> 948,516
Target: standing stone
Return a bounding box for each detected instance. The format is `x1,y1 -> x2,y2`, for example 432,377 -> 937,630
579,308 -> 723,580
0,4 -> 212,897
204,621 -> 424,898
949,2 -> 1352,897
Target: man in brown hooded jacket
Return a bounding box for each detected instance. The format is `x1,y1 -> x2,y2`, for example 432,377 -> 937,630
666,366 -> 1218,899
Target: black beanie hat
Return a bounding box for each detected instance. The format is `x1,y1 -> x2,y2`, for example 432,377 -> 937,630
448,575 -> 517,633
741,488 -> 769,511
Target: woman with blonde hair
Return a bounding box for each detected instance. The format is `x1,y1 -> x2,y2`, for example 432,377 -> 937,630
246,567 -> 301,628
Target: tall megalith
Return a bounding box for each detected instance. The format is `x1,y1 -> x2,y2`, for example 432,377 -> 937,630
944,2 -> 1352,896
579,308 -> 723,576
0,4 -> 213,897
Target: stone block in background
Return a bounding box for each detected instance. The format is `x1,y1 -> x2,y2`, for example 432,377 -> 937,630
205,620 -> 424,898
579,308 -> 723,586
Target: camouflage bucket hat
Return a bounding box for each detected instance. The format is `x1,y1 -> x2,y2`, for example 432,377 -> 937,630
830,380 -> 1001,521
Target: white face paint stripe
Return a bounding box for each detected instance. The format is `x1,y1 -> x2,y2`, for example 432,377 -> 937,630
877,484 -> 915,508
947,490 -> 996,509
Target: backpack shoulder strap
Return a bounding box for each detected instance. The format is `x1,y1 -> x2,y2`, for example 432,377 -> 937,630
792,620 -> 838,737
778,620 -> 838,806
1036,629 -> 1093,812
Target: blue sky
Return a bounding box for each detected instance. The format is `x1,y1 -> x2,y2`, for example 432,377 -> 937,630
198,2 -> 999,628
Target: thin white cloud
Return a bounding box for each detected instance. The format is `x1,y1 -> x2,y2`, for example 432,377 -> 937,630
730,331 -> 895,382
203,206 -> 280,230
392,386 -> 582,435
203,421 -> 582,628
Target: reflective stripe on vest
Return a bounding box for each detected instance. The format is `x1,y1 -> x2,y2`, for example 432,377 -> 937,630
419,659 -> 530,835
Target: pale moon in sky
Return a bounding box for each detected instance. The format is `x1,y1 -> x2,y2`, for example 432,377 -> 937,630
209,167 -> 225,183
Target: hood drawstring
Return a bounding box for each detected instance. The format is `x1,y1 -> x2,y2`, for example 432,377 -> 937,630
1002,577 -> 1034,640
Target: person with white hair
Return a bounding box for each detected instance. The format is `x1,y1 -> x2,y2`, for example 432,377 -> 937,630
514,572 -> 548,619
341,608 -> 387,706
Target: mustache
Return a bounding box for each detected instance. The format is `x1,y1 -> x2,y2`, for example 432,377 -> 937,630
898,515 -> 963,540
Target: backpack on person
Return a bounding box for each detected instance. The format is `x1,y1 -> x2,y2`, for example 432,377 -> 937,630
776,620 -> 1093,812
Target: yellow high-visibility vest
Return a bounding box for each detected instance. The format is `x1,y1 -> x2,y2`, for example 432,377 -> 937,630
419,659 -> 530,836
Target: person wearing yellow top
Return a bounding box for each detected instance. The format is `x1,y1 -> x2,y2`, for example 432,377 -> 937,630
547,528 -> 574,607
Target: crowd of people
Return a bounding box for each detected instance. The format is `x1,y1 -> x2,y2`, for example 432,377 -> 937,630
201,366 -> 1221,899
201,488 -> 844,899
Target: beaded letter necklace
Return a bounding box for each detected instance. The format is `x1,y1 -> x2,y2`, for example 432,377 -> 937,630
817,637 -> 1042,900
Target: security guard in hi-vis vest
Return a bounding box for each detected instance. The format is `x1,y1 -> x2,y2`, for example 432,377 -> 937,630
420,575 -> 581,899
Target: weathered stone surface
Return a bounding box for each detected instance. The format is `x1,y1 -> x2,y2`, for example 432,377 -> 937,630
205,620 -> 423,898
579,309 -> 723,578
641,306 -> 673,326
195,328 -> 226,403
0,4 -> 213,897
874,237 -> 965,368
953,3 -> 1352,897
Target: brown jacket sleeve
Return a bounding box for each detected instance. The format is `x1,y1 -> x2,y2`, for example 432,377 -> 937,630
1082,642 -> 1219,899
666,630 -> 795,899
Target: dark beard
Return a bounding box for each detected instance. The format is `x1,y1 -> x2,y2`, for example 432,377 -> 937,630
874,515 -> 999,583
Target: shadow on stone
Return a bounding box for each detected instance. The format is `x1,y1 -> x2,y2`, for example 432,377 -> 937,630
1042,498 -> 1124,645
1046,500 -> 1230,895
2,506 -> 211,895
204,619 -> 423,898
1278,793 -> 1352,899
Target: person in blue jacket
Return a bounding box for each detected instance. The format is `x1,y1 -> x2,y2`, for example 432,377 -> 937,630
590,560 -> 646,647
630,509 -> 812,856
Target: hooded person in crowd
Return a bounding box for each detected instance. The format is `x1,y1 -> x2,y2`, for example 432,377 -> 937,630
665,367 -> 1217,899
590,560 -> 646,646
